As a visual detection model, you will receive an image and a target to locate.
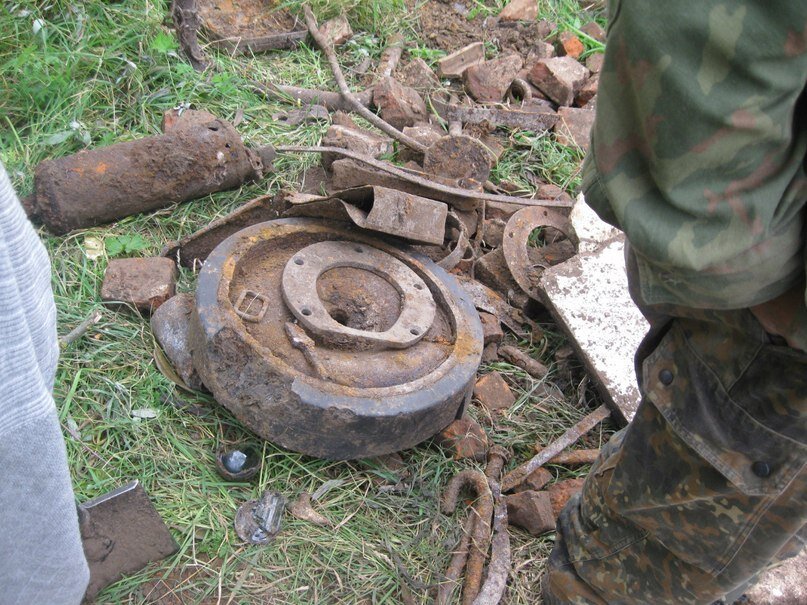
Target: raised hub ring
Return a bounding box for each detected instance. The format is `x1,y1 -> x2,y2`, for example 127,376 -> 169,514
281,240 -> 436,350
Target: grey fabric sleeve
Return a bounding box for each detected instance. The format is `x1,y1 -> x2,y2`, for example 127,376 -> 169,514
0,163 -> 89,604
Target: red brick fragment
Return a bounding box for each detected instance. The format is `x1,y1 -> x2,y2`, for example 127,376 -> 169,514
437,417 -> 488,461
554,106 -> 596,149
473,372 -> 516,413
464,53 -> 524,103
372,77 -> 428,130
499,0 -> 538,22
528,56 -> 589,106
558,31 -> 585,60
547,478 -> 586,517
505,490 -> 556,536
478,312 -> 504,346
102,257 -> 177,314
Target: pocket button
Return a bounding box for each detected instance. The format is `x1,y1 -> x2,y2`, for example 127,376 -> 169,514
752,461 -> 773,478
658,369 -> 674,386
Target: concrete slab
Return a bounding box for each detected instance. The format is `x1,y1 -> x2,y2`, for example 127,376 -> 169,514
539,195 -> 647,423
745,549 -> 807,605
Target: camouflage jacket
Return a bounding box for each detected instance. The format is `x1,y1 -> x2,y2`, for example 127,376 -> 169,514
583,0 -> 807,345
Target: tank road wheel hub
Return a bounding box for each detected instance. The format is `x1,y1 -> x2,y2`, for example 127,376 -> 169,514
189,219 -> 483,460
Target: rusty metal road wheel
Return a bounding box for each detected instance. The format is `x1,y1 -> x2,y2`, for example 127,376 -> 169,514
189,219 -> 483,459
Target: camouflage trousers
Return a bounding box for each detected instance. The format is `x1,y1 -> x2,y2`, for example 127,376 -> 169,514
542,253 -> 807,604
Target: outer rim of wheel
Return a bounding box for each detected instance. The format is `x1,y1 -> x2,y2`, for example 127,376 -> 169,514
189,218 -> 483,460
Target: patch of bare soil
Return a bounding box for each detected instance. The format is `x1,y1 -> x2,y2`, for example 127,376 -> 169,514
414,0 -> 554,55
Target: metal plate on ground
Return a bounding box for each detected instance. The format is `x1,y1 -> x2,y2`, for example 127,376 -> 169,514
189,218 -> 484,459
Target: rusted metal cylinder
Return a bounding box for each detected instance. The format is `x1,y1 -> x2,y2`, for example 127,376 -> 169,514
27,111 -> 265,234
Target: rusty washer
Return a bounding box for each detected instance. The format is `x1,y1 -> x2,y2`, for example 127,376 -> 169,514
189,219 -> 483,460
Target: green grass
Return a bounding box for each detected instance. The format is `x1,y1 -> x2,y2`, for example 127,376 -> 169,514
1,1 -> 612,603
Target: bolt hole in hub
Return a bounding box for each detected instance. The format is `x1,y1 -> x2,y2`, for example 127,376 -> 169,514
191,220 -> 483,459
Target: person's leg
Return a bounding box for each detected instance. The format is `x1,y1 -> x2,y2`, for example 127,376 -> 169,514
543,300 -> 807,604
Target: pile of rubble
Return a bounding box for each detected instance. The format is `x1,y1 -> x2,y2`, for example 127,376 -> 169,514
27,2 -> 626,601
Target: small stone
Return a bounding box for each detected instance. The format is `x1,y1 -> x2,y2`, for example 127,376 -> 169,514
505,490 -> 556,536
482,218 -> 507,248
554,106 -> 596,149
514,467 -> 553,493
586,53 -> 605,74
525,42 -> 557,69
499,0 -> 538,22
464,53 -> 524,103
481,342 -> 499,364
397,58 -> 440,93
319,14 -> 353,46
474,372 -> 516,412
479,312 -> 504,346
580,21 -> 606,43
372,77 -> 428,130
321,124 -> 393,170
437,417 -> 488,461
101,257 -> 177,313
557,31 -> 584,60
437,42 -> 485,78
528,56 -> 589,106
547,478 -> 586,517
150,293 -> 205,391
575,74 -> 599,108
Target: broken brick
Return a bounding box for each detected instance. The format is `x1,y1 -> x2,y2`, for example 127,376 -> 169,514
397,58 -> 440,93
101,257 -> 177,314
474,372 -> 516,413
514,466 -> 553,493
481,342 -> 499,364
576,74 -> 599,108
372,77 -> 428,130
319,14 -> 353,46
437,42 -> 485,78
558,31 -> 585,60
464,53 -> 524,103
554,106 -> 596,149
548,478 -> 586,517
528,56 -> 589,106
499,0 -> 538,22
505,490 -> 556,536
479,312 -> 504,346
321,124 -> 393,170
586,53 -> 605,74
580,21 -> 606,43
437,417 -> 488,461
525,43 -> 557,70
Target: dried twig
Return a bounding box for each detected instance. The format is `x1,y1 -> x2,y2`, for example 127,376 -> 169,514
254,82 -> 373,112
59,309 -> 102,348
275,146 -> 574,209
171,0 -> 208,71
501,404 -> 612,492
302,5 -> 426,153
